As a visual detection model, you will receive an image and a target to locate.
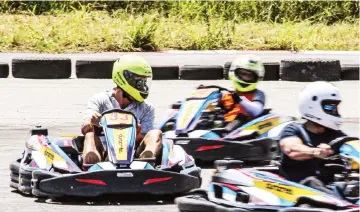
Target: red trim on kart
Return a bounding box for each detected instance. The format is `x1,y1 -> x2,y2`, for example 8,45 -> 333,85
216,182 -> 239,191
143,177 -> 172,185
195,145 -> 224,151
76,178 -> 107,186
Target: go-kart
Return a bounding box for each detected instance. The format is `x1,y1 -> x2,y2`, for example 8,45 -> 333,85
175,136 -> 360,212
158,85 -> 296,164
9,109 -> 201,199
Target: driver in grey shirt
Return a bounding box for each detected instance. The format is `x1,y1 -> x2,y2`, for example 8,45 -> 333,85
81,55 -> 162,166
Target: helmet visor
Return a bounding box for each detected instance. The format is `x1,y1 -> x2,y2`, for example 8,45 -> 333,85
234,68 -> 258,83
321,100 -> 340,117
123,70 -> 152,93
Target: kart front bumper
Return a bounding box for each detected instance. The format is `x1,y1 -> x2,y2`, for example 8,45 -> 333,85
31,167 -> 201,198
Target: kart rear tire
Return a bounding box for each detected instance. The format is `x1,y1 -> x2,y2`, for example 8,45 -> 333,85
9,158 -> 21,190
10,172 -> 19,183
9,158 -> 21,174
9,181 -> 19,190
19,166 -> 35,195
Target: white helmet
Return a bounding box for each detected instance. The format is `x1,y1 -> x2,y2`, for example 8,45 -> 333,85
299,81 -> 342,130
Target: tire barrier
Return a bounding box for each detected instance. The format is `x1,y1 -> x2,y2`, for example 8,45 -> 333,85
263,62 -> 280,81
223,61 -> 232,80
152,65 -> 179,80
12,58 -> 71,79
1,57 -> 357,81
179,65 -> 224,80
279,59 -> 341,82
0,62 -> 9,78
340,64 -> 359,81
76,60 -> 179,80
76,59 -> 115,79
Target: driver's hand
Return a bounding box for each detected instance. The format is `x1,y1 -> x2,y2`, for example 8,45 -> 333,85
90,112 -> 102,127
314,143 -> 333,158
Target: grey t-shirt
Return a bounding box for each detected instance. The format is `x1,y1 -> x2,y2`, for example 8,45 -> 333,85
84,90 -> 155,135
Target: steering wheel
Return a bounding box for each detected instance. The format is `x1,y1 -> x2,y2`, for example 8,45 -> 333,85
328,136 -> 359,154
315,136 -> 359,184
196,84 -> 238,113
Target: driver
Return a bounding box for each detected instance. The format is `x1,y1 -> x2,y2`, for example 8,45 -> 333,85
80,54 -> 162,165
220,56 -> 266,129
278,81 -> 349,193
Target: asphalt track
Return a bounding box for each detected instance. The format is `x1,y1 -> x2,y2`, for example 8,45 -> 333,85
0,79 -> 359,212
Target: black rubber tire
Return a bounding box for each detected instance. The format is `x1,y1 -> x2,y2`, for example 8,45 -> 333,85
263,62 -> 280,81
9,158 -> 21,174
152,65 -> 179,80
180,65 -> 224,80
75,59 -> 115,79
18,166 -> 35,195
175,195 -> 217,212
10,181 -> 19,190
9,158 -> 21,190
223,61 -> 232,79
10,172 -> 19,183
12,58 -> 71,79
0,62 -> 9,78
341,65 -> 359,81
280,59 -> 341,82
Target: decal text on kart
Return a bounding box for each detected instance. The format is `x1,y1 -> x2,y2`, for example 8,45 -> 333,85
265,183 -> 293,195
118,133 -> 124,153
44,148 -> 54,161
258,122 -> 272,130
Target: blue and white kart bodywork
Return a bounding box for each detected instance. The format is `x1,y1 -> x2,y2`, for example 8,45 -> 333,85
9,109 -> 201,199
158,85 -> 296,163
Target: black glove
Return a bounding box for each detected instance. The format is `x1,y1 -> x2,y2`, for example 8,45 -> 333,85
232,92 -> 242,103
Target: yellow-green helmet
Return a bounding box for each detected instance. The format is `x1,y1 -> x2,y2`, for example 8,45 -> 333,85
228,56 -> 265,92
112,54 -> 153,102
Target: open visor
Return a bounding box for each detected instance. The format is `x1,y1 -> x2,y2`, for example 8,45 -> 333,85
234,68 -> 259,83
123,70 -> 152,94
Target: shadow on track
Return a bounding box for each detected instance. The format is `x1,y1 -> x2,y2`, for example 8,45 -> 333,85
11,189 -> 177,206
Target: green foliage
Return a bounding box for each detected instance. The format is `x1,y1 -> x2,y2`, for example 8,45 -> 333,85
0,0 -> 358,24
0,1 -> 358,52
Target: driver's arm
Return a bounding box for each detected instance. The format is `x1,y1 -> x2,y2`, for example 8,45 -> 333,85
279,123 -> 324,161
81,94 -> 102,135
280,136 -> 319,160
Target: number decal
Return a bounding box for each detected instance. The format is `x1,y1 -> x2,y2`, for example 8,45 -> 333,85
105,113 -> 133,125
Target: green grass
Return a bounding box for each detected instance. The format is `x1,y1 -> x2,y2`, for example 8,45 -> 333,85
0,1 -> 358,53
